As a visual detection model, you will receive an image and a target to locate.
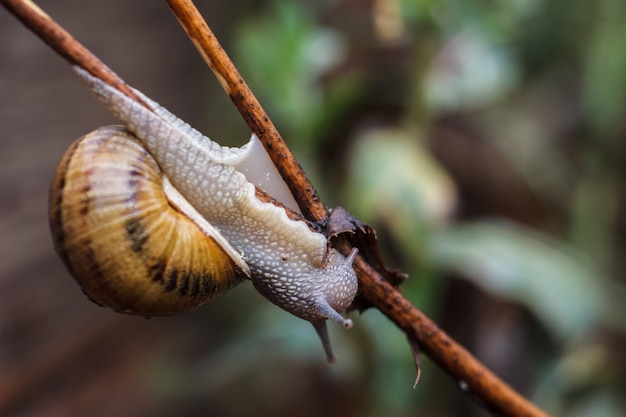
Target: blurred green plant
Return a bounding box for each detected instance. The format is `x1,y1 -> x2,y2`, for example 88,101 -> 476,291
235,1 -> 359,150
225,0 -> 626,415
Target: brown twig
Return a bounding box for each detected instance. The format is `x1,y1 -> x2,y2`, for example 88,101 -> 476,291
161,2 -> 550,416
345,244 -> 549,417
0,0 -> 308,224
1,0 -> 551,416
0,0 -> 149,107
163,0 -> 325,222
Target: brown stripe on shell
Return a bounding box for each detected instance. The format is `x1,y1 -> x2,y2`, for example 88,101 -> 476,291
147,259 -> 167,284
49,129 -> 124,307
178,273 -> 190,296
48,137 -> 82,266
164,267 -> 178,291
49,125 -> 248,317
125,218 -> 149,254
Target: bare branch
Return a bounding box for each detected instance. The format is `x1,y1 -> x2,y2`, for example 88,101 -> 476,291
0,0 -> 149,107
342,239 -> 550,417
159,4 -> 551,415
164,0 -> 326,222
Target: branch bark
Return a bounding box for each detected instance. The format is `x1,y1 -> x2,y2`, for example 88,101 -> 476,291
164,0 -> 326,223
1,0 -> 551,416
161,3 -> 551,415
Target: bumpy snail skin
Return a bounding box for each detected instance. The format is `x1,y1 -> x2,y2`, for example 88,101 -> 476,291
50,67 -> 358,361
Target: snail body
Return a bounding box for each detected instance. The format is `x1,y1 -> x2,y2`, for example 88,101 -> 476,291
49,67 -> 358,361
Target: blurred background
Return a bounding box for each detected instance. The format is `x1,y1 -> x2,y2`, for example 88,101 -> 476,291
1,0 -> 625,416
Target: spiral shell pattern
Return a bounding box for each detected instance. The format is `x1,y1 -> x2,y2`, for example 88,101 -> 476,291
49,125 -> 247,315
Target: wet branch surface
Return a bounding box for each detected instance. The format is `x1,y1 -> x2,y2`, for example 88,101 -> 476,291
1,0 -> 550,416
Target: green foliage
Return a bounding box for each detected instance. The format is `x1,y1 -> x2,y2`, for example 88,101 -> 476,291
429,221 -> 619,339
219,0 -> 626,415
347,129 -> 456,237
235,2 -> 358,150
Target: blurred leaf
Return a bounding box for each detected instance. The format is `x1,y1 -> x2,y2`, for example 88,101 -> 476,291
428,220 -> 614,339
347,129 -> 456,320
235,2 -> 350,145
569,391 -> 625,417
423,30 -> 519,112
427,0 -> 543,34
347,128 -> 457,253
534,340 -> 626,417
582,0 -> 626,139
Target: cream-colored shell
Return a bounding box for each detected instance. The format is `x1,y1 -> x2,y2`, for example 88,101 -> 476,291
50,127 -> 249,314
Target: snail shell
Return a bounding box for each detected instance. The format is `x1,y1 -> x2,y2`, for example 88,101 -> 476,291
49,126 -> 248,315
49,67 -> 358,361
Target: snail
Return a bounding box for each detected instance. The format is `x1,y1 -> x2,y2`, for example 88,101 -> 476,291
49,67 -> 358,362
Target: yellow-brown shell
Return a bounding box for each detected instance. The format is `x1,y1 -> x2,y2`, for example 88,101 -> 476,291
49,126 -> 248,315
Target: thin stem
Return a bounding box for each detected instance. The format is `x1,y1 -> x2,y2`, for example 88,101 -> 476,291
1,1 -> 552,416
159,4 -> 551,416
163,0 -> 326,222
0,0 -> 303,222
162,3 -> 551,416
0,0 -> 147,107
342,240 -> 550,417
